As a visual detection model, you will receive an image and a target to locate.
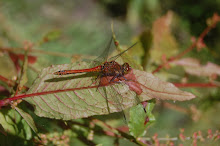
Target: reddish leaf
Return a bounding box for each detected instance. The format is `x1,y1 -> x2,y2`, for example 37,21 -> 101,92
9,52 -> 37,65
173,58 -> 220,77
18,54 -> 37,64
8,52 -> 20,72
150,11 -> 178,64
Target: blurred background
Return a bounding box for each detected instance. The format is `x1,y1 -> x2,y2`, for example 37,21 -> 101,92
0,0 -> 220,145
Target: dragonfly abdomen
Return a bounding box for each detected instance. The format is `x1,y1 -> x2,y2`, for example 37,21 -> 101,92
54,66 -> 102,75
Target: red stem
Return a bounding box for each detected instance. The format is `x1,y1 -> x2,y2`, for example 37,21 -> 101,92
0,84 -> 100,108
173,82 -> 218,88
0,75 -> 29,90
0,75 -> 14,87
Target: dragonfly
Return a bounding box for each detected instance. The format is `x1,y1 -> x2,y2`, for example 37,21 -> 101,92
54,38 -> 136,83
53,37 -> 144,120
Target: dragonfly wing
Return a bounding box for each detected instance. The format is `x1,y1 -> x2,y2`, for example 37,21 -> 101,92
108,42 -> 138,61
118,81 -> 146,113
109,83 -> 130,122
97,81 -> 142,122
90,37 -> 113,67
97,83 -> 127,121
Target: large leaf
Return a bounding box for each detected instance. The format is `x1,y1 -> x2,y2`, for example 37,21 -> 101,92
25,62 -> 195,120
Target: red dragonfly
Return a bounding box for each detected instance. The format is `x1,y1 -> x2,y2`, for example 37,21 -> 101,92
53,38 -> 137,84
53,37 -> 143,119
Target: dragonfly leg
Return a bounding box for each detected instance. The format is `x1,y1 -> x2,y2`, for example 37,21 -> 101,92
109,75 -> 118,83
96,74 -> 103,91
94,74 -> 101,85
109,74 -> 130,84
119,75 -> 128,81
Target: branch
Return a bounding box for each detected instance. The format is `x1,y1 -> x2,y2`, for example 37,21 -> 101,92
152,13 -> 220,74
0,75 -> 29,90
91,119 -> 144,145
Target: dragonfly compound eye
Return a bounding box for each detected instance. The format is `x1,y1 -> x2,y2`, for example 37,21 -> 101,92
123,63 -> 130,73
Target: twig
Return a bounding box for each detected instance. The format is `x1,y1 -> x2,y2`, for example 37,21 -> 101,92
173,82 -> 219,88
91,118 -> 144,145
0,75 -> 29,90
0,75 -> 15,87
72,119 -> 220,145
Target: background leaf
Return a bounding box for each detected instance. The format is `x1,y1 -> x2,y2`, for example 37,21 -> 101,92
15,107 -> 38,134
0,108 -> 33,140
173,58 -> 220,77
150,11 -> 178,64
0,53 -> 17,79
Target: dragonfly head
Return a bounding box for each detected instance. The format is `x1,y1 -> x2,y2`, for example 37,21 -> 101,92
122,63 -> 131,74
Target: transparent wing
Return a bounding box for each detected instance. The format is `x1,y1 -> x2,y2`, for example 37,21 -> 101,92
97,80 -> 142,121
108,42 -> 138,62
90,37 -> 113,67
84,37 -> 114,86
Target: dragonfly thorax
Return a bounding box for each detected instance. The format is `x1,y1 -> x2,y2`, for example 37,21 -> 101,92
100,61 -> 131,77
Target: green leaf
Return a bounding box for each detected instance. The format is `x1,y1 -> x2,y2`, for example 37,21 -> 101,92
15,107 -> 38,135
128,104 -> 147,137
24,62 -> 195,120
22,119 -> 32,140
0,108 -> 33,140
144,101 -> 156,127
0,110 -> 17,135
128,101 -> 155,137
0,124 -> 6,135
